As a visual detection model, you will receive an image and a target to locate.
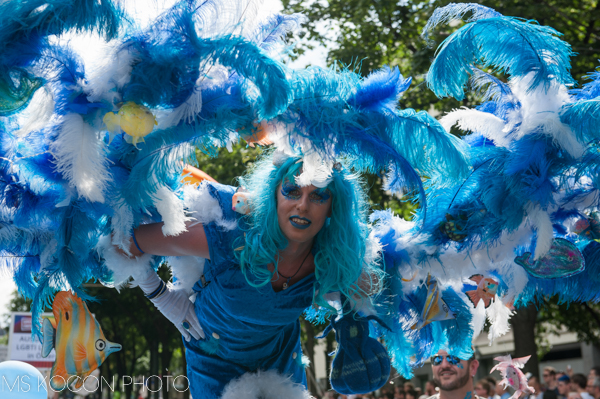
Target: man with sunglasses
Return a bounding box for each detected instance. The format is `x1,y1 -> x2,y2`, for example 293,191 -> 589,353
429,350 -> 480,399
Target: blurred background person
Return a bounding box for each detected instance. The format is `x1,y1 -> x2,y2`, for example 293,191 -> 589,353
587,377 -> 600,399
545,367 -> 559,395
425,381 -> 438,397
572,374 -> 593,399
475,380 -> 493,399
496,381 -> 511,399
528,376 -> 543,399
407,389 -> 419,399
395,385 -> 407,399
558,375 -> 571,399
589,369 -> 600,384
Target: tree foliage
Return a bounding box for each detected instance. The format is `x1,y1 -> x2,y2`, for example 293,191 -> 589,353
538,297 -> 600,348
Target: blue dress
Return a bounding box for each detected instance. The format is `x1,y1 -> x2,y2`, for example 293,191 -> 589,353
183,183 -> 315,399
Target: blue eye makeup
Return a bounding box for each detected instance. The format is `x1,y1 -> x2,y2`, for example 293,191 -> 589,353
281,181 -> 301,200
281,180 -> 332,204
309,188 -> 331,204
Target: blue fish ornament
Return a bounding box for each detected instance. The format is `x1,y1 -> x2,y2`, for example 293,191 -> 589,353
514,238 -> 585,279
411,274 -> 455,330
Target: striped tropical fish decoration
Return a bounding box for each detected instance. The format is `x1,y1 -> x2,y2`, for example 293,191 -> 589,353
41,291 -> 121,390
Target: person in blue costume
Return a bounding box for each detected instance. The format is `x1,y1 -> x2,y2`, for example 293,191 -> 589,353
118,152 -> 384,398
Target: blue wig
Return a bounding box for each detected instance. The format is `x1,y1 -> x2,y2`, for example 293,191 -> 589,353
235,151 -> 384,314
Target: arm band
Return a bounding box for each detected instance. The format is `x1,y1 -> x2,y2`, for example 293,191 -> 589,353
132,231 -> 145,254
145,279 -> 167,300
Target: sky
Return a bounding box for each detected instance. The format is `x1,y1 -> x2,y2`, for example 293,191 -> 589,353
0,0 -> 327,327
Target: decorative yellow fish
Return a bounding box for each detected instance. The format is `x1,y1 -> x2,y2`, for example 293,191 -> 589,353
411,274 -> 455,330
103,102 -> 157,147
41,291 -> 121,390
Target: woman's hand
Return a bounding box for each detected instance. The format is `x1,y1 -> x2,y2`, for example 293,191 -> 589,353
136,270 -> 205,341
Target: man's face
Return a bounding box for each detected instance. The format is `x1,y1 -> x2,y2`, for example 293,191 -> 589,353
558,381 -> 570,396
586,380 -> 599,399
432,350 -> 477,392
426,382 -> 436,395
475,383 -> 488,397
544,371 -> 556,385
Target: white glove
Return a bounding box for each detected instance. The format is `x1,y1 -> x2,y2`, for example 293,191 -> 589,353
136,271 -> 205,341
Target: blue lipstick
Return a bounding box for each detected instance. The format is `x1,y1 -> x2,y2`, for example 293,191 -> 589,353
290,216 -> 311,230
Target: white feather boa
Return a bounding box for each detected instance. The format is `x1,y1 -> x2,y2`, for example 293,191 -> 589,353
50,113 -> 111,203
221,370 -> 312,399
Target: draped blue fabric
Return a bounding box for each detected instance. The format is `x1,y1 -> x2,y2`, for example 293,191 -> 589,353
184,183 -> 314,398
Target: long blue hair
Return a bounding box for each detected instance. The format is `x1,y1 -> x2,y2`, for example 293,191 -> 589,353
235,151 -> 384,313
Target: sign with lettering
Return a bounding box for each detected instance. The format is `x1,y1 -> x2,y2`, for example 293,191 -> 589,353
8,312 -> 55,369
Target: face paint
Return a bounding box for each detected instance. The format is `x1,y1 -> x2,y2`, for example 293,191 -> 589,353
464,392 -> 472,399
457,363 -> 464,369
281,180 -> 332,205
281,180 -> 301,200
309,188 -> 331,204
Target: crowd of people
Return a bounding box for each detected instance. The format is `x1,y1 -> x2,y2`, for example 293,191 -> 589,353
316,354 -> 600,399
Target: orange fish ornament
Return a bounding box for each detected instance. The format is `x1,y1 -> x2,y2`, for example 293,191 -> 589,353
465,274 -> 499,308
239,120 -> 273,147
41,291 -> 121,390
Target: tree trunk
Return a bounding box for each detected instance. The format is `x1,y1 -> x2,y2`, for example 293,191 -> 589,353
161,341 -> 174,399
510,303 -> 539,377
302,318 -> 317,395
181,340 -> 190,399
325,334 -> 335,391
149,340 -> 159,399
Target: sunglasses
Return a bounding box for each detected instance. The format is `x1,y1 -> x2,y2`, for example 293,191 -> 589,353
431,354 -> 462,366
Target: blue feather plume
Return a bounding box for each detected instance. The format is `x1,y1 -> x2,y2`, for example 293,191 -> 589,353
427,14 -> 575,100
348,66 -> 412,112
560,100 -> 600,144
250,13 -> 307,54
422,3 -> 502,41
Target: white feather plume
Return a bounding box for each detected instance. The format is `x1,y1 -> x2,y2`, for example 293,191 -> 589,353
194,0 -> 266,39
96,234 -> 154,289
111,204 -> 135,254
440,108 -> 509,147
470,299 -> 487,339
183,183 -> 237,230
525,202 -> 553,259
15,86 -> 55,136
50,113 -> 111,203
487,298 -> 514,342
295,151 -> 334,188
221,370 -> 311,399
154,185 -> 192,236
510,74 -> 584,158
84,42 -> 136,104
167,256 -> 205,294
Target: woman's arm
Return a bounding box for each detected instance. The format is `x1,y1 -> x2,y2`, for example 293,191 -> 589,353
124,221 -> 211,259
